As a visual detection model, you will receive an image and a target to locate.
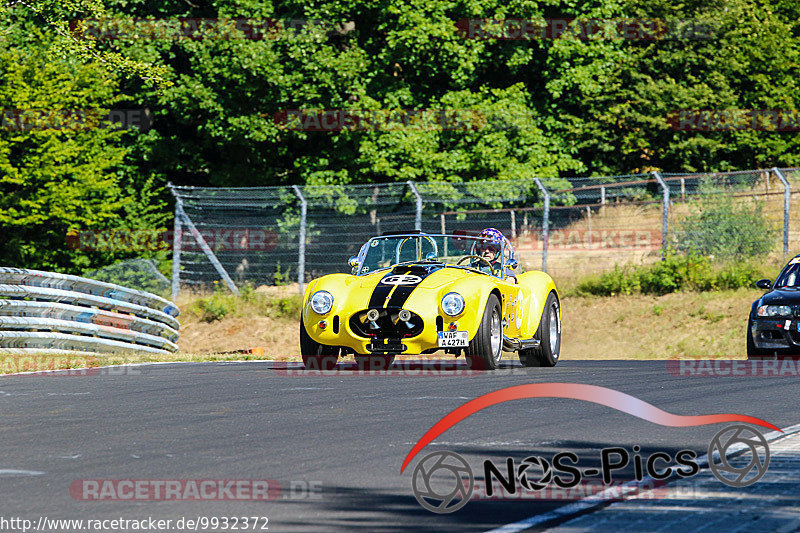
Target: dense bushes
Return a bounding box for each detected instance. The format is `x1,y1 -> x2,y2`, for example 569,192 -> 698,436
576,184 -> 780,297
673,190 -> 777,259
189,283 -> 302,323
575,254 -> 767,296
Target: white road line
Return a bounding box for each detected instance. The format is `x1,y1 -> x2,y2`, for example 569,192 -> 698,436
0,469 -> 45,476
281,387 -> 336,391
482,422 -> 800,533
416,396 -> 472,400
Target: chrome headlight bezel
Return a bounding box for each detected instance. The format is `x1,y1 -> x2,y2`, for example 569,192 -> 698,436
441,292 -> 465,317
757,304 -> 793,317
309,290 -> 334,315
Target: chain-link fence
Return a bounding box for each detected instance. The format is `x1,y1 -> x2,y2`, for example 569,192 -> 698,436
168,167 -> 800,297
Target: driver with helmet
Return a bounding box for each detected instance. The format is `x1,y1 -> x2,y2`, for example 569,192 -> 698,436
472,227 -> 517,282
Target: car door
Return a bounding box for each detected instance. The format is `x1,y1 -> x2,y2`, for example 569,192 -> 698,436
495,275 -> 525,340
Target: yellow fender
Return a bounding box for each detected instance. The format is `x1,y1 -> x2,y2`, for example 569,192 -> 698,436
516,271 -> 559,338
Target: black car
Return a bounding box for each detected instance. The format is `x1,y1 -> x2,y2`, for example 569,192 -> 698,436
748,256 -> 800,358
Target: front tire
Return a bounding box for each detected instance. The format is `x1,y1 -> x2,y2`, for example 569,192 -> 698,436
300,319 -> 339,370
746,320 -> 766,359
466,294 -> 502,370
519,291 -> 560,367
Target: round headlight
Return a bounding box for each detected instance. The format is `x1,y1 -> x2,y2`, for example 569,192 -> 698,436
310,290 -> 334,315
441,292 -> 465,317
758,305 -> 792,317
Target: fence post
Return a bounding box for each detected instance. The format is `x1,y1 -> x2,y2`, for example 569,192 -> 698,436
533,178 -> 550,273
652,171 -> 669,259
600,186 -> 606,215
408,181 -> 422,231
175,199 -> 240,295
440,213 -> 448,256
773,167 -> 790,257
168,183 -> 182,301
586,205 -> 592,248
292,185 -> 307,295
510,210 -> 516,239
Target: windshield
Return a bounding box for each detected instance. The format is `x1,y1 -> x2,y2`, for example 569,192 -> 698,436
356,233 -> 515,279
775,261 -> 800,288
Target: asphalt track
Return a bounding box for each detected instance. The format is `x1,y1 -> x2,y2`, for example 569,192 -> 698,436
1,359 -> 799,532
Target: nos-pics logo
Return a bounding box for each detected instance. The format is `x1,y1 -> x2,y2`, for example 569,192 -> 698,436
411,424 -> 770,513
402,384 -> 778,514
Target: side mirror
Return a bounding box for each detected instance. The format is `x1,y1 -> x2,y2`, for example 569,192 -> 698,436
349,256 -> 359,275
756,279 -> 772,290
425,252 -> 438,261
506,259 -> 519,270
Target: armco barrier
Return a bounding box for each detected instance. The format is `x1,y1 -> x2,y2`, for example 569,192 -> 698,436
0,268 -> 180,356
0,317 -> 178,351
0,331 -> 170,355
0,267 -> 179,316
0,301 -> 179,341
0,285 -> 179,330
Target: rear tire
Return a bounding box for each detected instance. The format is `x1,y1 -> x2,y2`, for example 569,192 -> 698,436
519,292 -> 560,367
300,319 -> 339,370
466,294 -> 502,370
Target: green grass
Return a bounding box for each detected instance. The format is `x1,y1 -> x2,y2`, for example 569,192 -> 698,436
571,253 -> 778,296
186,283 -> 302,323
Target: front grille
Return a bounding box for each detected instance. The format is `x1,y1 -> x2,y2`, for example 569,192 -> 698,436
349,308 -> 424,339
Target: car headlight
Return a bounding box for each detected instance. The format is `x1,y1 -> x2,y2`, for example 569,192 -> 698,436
441,292 -> 465,317
757,305 -> 793,317
309,290 -> 334,315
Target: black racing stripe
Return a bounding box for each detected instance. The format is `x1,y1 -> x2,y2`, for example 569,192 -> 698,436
368,266 -> 412,309
386,284 -> 416,308
367,266 -> 440,309
368,283 -> 394,308
386,266 -> 439,308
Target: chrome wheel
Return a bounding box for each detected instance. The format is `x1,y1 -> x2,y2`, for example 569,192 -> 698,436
490,307 -> 502,364
549,302 -> 560,359
466,294 -> 502,370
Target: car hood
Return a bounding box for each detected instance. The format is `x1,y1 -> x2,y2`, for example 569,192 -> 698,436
347,263 -> 488,311
760,288 -> 800,305
357,264 -> 486,290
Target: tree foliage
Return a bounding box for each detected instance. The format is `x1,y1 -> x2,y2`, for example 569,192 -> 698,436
1,0 -> 799,272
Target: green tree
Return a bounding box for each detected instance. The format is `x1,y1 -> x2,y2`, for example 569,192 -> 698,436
0,21 -> 167,272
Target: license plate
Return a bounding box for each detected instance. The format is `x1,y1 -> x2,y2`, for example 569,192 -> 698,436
438,331 -> 469,348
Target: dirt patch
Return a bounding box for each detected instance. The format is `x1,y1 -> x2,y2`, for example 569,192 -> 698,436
562,288 -> 761,359
178,315 -> 299,356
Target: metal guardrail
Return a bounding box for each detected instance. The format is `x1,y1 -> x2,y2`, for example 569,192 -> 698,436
0,331 -> 170,355
0,269 -> 181,356
0,317 -> 178,352
0,268 -> 179,316
0,285 -> 179,330
0,300 -> 179,342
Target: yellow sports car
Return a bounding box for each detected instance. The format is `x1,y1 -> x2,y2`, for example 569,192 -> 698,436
299,230 -> 561,370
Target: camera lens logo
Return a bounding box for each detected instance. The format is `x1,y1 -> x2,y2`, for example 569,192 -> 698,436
411,451 -> 473,513
516,456 -> 552,491
708,424 -> 770,487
